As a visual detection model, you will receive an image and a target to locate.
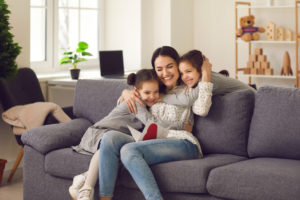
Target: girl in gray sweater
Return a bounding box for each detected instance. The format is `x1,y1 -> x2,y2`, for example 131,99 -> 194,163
70,69 -> 165,199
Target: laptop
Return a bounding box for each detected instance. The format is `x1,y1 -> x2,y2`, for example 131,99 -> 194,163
99,50 -> 127,79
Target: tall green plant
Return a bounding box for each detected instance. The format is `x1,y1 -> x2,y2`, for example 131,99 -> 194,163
0,0 -> 21,78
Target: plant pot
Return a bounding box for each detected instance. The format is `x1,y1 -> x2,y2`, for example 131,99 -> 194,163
70,68 -> 80,80
0,159 -> 7,185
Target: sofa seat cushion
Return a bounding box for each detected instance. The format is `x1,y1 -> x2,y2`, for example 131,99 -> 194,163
194,89 -> 255,157
45,148 -> 92,179
119,154 -> 247,194
207,158 -> 300,200
248,86 -> 300,159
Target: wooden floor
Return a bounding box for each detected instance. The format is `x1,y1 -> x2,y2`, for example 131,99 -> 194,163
0,168 -> 23,200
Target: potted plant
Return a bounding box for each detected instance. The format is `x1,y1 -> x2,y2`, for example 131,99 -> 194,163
0,0 -> 22,78
59,41 -> 93,79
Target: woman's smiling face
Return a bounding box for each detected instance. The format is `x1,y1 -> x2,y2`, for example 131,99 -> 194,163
154,55 -> 180,89
179,61 -> 201,88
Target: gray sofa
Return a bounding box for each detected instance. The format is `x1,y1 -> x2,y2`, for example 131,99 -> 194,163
21,79 -> 300,200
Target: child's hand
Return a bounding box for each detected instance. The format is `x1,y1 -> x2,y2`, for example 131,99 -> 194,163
201,57 -> 212,82
121,89 -> 144,114
184,121 -> 193,133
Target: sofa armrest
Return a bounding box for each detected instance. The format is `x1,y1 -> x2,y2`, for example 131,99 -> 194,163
21,118 -> 92,154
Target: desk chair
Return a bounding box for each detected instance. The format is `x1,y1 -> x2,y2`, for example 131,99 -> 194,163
0,68 -> 74,182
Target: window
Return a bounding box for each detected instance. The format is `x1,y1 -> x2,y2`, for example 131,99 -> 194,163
30,0 -> 47,62
30,0 -> 101,72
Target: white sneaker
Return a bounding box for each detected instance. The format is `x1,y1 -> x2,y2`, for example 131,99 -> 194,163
78,185 -> 94,200
69,174 -> 86,200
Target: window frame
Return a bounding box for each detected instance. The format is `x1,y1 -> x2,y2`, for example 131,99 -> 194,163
30,0 -> 54,72
30,0 -> 103,74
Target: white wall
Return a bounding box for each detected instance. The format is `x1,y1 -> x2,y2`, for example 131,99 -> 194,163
140,0 -> 155,68
108,0 -> 194,70
141,0 -> 171,68
152,0 -> 171,48
140,0 -> 194,68
171,0 -> 194,55
103,0 -> 141,71
194,0 -> 236,75
0,0 -> 30,178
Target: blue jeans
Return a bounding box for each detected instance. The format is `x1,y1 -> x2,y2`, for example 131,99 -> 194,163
99,130 -> 199,200
99,130 -> 134,197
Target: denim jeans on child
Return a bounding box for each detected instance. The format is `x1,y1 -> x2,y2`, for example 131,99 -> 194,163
99,130 -> 199,200
99,130 -> 134,197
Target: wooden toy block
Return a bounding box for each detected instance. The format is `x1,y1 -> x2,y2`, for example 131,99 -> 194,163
251,68 -> 258,74
266,22 -> 276,40
281,51 -> 293,75
254,48 -> 263,55
285,29 -> 293,41
258,68 -> 265,75
276,26 -> 285,41
254,62 -> 261,69
265,68 -> 274,75
258,55 -> 267,62
247,61 -> 254,68
249,54 -> 257,62
261,61 -> 270,69
244,68 -> 251,74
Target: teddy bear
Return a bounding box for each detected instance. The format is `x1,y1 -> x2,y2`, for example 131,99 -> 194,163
236,15 -> 265,42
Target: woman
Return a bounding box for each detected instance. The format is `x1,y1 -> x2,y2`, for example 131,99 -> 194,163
99,47 -> 216,199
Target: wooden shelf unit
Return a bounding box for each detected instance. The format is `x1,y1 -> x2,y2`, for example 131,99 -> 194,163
234,1 -> 300,88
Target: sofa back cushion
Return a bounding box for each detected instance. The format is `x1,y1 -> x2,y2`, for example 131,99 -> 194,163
248,86 -> 300,159
73,79 -> 129,123
193,89 -> 255,157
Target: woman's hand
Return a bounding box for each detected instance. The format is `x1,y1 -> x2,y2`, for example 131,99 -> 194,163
201,57 -> 212,82
184,121 -> 193,133
121,89 -> 144,114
